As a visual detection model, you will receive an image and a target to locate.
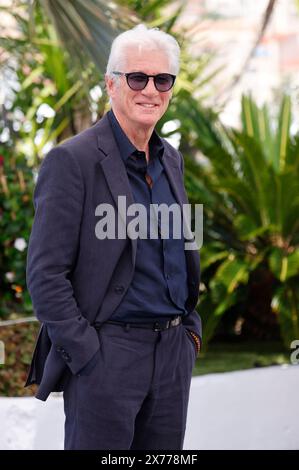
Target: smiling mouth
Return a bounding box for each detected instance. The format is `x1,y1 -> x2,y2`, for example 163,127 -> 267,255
137,103 -> 159,108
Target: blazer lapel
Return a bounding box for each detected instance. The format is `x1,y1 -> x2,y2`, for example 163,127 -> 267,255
162,145 -> 200,311
95,114 -> 137,266
162,147 -> 197,248
162,149 -> 187,207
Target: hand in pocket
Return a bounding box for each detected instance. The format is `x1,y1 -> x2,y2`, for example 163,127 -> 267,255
77,347 -> 101,377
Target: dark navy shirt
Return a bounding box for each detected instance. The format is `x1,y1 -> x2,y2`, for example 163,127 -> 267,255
108,109 -> 188,322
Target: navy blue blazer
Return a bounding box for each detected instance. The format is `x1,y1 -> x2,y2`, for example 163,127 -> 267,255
25,112 -> 202,401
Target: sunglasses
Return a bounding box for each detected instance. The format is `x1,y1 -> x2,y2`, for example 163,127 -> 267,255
112,71 -> 176,92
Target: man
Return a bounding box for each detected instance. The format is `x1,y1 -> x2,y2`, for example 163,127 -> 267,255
25,24 -> 202,450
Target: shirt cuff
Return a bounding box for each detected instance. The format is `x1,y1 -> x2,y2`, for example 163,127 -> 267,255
188,330 -> 201,357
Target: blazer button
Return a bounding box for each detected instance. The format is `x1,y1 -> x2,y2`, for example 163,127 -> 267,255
114,285 -> 124,294
62,352 -> 72,363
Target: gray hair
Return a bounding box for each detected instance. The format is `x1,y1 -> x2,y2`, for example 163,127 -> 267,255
106,24 -> 180,77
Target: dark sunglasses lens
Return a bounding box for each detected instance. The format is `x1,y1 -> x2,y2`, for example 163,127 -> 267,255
155,74 -> 175,91
127,73 -> 148,90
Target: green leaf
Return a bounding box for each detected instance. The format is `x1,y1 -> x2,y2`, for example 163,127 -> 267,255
38,0 -> 136,73
269,248 -> 299,282
275,95 -> 291,173
273,283 -> 299,347
210,257 -> 249,297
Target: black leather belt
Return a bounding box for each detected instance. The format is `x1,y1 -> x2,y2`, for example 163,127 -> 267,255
94,315 -> 182,332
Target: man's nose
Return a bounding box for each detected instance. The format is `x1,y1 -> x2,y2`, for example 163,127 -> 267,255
142,77 -> 158,95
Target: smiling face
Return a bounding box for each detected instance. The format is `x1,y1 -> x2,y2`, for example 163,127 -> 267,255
105,47 -> 173,133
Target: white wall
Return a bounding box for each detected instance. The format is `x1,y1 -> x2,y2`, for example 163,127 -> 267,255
185,364 -> 299,449
0,365 -> 298,450
0,394 -> 64,450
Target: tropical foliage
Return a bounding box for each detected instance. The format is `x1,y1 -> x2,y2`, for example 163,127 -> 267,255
184,94 -> 299,348
0,1 -> 110,167
0,145 -> 34,317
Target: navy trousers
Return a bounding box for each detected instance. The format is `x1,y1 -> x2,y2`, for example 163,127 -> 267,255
63,321 -> 197,450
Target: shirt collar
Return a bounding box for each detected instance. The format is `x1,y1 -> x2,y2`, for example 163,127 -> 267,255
107,109 -> 164,164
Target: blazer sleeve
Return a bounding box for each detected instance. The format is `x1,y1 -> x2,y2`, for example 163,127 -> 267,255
26,145 -> 100,375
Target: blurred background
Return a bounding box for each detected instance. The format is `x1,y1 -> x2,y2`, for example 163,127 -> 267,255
0,0 -> 299,450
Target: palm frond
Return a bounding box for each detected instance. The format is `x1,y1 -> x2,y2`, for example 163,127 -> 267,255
37,0 -> 138,72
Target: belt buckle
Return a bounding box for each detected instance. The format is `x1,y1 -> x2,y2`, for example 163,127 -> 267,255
153,318 -> 176,332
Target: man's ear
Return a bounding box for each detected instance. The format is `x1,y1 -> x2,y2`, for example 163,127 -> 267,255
105,73 -> 114,98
